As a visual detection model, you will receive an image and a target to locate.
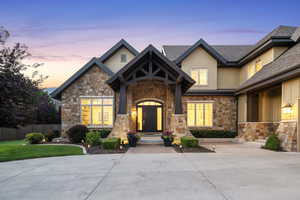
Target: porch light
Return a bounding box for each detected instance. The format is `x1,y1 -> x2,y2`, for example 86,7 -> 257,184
282,103 -> 293,114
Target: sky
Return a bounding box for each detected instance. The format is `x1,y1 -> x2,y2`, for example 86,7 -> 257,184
1,0 -> 300,88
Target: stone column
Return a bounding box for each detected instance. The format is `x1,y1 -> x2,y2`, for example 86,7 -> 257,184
170,114 -> 191,138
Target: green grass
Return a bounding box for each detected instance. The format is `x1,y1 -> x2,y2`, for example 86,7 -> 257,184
0,140 -> 84,162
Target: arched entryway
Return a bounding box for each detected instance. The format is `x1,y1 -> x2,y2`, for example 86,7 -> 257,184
136,100 -> 163,132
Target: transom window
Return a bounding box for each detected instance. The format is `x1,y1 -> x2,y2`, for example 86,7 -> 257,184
191,68 -> 208,86
120,54 -> 127,63
187,102 -> 213,127
80,96 -> 113,127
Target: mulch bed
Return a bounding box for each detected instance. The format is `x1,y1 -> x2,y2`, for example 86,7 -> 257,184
87,146 -> 129,154
173,145 -> 215,153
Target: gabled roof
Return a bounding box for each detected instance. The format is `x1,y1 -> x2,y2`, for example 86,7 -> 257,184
164,25 -> 298,66
237,41 -> 300,93
107,45 -> 195,92
50,58 -> 114,100
174,39 -> 227,65
98,39 -> 139,62
163,45 -> 252,62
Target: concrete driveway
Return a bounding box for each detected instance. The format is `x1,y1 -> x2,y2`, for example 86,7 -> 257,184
1,143 -> 300,200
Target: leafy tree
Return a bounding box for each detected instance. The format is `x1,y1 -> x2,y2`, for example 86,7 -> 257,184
0,27 -> 54,127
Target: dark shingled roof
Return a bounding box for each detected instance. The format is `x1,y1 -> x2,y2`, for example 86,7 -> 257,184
163,45 -> 253,62
238,41 -> 300,92
163,26 -> 297,63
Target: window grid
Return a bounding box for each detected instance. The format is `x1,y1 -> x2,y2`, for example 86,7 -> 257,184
80,96 -> 113,127
187,102 -> 213,127
191,68 -> 208,86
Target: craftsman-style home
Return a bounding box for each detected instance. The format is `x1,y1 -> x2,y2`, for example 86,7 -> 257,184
52,25 -> 300,151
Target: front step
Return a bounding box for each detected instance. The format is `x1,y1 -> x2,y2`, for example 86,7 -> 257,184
140,135 -> 163,144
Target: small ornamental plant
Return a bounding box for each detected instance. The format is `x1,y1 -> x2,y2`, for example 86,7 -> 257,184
127,131 -> 139,147
264,134 -> 281,151
161,131 -> 174,146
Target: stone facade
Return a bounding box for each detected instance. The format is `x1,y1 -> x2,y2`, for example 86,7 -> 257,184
61,65 -> 114,134
182,95 -> 237,131
170,114 -> 191,137
238,122 -> 279,141
238,121 -> 297,152
276,121 -> 297,152
127,80 -> 175,132
109,114 -> 130,139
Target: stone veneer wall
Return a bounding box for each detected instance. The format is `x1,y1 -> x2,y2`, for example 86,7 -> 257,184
182,95 -> 237,131
238,122 -> 279,141
127,80 -> 175,132
238,121 -> 297,152
61,65 -> 114,134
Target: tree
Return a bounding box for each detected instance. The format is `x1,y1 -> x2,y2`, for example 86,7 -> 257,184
0,28 -> 51,127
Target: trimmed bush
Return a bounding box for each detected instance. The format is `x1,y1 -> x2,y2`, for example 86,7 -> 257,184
102,138 -> 121,150
67,125 -> 88,143
98,129 -> 111,138
25,133 -> 44,144
86,132 -> 102,147
190,130 -> 237,138
44,130 -> 60,142
264,134 -> 281,151
181,136 -> 198,148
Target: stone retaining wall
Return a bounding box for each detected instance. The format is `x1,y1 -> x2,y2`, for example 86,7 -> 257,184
238,121 -> 297,151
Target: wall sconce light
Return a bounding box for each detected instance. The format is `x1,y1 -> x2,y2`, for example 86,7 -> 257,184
282,103 -> 293,114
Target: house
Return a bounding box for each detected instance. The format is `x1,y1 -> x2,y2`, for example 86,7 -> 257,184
51,25 -> 300,151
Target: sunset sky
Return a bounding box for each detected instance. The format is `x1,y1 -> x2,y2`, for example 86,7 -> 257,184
2,0 -> 300,88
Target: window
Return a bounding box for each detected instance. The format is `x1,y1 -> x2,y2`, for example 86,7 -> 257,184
80,97 -> 113,127
255,60 -> 262,72
191,68 -> 208,86
120,54 -> 127,63
248,60 -> 263,78
187,102 -> 213,127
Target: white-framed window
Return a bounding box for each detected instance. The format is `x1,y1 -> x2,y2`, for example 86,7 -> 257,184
120,54 -> 127,63
191,68 -> 208,86
80,96 -> 114,127
187,102 -> 213,127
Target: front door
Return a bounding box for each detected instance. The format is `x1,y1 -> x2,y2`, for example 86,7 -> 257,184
142,106 -> 157,132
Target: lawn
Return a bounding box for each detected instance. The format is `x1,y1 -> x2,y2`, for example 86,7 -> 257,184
0,140 -> 84,162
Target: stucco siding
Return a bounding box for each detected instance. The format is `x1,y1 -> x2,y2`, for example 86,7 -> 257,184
217,67 -> 240,89
238,94 -> 247,122
103,47 -> 135,73
181,47 -> 218,90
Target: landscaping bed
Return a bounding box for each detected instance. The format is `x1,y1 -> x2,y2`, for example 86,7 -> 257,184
173,145 -> 214,153
87,146 -> 129,154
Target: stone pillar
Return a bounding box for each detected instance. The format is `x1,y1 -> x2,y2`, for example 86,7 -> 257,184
109,114 -> 130,139
170,114 -> 191,138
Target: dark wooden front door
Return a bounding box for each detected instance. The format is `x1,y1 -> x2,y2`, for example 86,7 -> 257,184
142,106 -> 157,132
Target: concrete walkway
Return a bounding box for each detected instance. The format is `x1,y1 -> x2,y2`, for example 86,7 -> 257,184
1,143 -> 300,200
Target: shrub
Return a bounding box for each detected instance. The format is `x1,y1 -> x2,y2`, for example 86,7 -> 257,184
102,137 -> 121,150
67,125 -> 88,143
190,130 -> 237,138
25,133 -> 44,144
181,136 -> 198,148
44,130 -> 60,142
86,132 -> 102,147
264,134 -> 281,151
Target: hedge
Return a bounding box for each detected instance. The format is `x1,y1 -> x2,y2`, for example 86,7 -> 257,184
181,136 -> 198,148
102,138 -> 121,150
190,130 -> 237,138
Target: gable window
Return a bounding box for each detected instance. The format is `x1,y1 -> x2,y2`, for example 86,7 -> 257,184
81,96 -> 113,127
248,59 -> 263,78
120,54 -> 127,63
187,102 -> 213,127
191,68 -> 208,86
